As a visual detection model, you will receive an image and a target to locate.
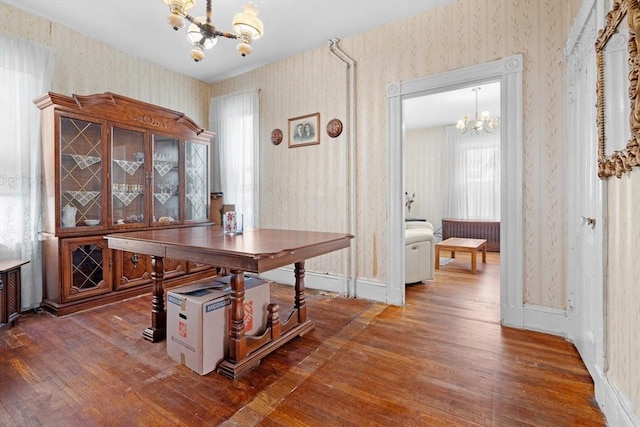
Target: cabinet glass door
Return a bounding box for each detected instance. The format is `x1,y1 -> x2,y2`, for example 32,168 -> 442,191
111,126 -> 146,227
62,237 -> 110,302
185,140 -> 209,222
59,116 -> 103,229
152,135 -> 180,224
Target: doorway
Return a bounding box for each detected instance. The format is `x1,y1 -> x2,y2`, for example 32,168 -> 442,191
403,82 -> 501,238
387,54 -> 525,327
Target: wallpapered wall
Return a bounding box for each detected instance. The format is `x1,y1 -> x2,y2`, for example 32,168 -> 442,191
212,0 -> 581,309
0,3 -> 210,128
607,175 -> 640,418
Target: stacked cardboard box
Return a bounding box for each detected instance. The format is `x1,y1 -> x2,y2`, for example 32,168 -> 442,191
166,276 -> 270,375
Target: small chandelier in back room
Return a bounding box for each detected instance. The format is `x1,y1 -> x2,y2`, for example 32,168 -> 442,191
456,87 -> 499,135
162,0 -> 264,62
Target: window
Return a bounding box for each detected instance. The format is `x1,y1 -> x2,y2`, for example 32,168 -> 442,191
0,34 -> 54,309
444,126 -> 500,220
209,91 -> 259,227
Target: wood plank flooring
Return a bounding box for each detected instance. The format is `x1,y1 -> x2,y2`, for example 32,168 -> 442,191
0,252 -> 605,426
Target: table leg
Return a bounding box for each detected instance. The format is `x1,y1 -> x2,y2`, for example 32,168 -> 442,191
294,261 -> 307,323
435,246 -> 440,270
143,255 -> 165,342
482,244 -> 487,263
218,262 -> 315,379
471,249 -> 477,274
228,270 -> 247,363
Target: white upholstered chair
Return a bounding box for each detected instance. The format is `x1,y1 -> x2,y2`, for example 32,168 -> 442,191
405,220 -> 435,284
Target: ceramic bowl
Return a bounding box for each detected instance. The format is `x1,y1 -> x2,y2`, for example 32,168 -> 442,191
84,219 -> 101,226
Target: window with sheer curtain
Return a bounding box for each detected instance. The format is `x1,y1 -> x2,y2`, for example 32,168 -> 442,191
209,91 -> 259,227
443,126 -> 501,220
0,34 -> 54,309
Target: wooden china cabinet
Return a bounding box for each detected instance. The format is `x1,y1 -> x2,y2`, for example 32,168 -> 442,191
35,92 -> 219,315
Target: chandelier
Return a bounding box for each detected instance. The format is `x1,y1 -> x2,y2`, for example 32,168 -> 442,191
163,0 -> 264,62
455,87 -> 499,134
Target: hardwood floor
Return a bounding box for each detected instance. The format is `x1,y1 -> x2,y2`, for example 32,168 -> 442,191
0,252 -> 605,426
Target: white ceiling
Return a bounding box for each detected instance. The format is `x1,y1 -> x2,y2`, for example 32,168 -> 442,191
6,0 -> 499,130
5,0 -> 453,84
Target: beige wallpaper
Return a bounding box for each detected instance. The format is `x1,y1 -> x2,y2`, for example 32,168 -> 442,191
213,0 -> 578,308
607,174 -> 640,419
0,2 -> 210,127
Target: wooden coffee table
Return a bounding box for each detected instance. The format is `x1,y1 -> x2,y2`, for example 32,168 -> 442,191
435,237 -> 487,274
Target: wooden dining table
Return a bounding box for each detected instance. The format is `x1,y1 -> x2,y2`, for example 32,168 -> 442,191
105,226 -> 353,379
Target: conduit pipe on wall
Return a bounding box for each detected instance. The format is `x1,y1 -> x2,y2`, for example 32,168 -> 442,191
326,38 -> 357,298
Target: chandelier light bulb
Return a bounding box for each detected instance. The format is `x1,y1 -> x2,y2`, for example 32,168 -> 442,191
163,0 -> 196,14
167,13 -> 185,30
164,0 -> 263,61
190,45 -> 205,62
233,3 -> 264,41
237,40 -> 252,56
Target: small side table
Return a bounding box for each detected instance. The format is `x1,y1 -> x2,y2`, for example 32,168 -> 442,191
0,260 -> 29,334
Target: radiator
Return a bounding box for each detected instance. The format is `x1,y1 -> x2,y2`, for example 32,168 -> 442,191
441,219 -> 500,252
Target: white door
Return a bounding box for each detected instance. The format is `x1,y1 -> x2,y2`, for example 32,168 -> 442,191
565,0 -> 605,384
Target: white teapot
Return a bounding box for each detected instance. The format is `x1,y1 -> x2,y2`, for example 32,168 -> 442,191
62,204 -> 77,227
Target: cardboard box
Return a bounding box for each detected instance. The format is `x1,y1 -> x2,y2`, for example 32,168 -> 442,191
166,277 -> 270,375
211,275 -> 270,335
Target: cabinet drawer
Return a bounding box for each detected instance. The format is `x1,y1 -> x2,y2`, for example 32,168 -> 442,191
113,250 -> 152,290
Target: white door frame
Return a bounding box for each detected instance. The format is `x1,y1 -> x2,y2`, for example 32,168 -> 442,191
565,0 -> 610,416
387,55 -> 525,327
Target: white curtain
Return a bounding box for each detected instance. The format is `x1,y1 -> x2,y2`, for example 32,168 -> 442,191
0,34 -> 54,309
444,126 -> 500,220
209,91 -> 259,227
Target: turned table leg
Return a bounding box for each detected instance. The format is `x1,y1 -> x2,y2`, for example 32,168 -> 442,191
143,255 -> 165,342
294,261 -> 307,323
228,270 -> 247,363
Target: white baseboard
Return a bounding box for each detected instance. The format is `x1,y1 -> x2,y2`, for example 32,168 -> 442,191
501,306 -> 524,329
501,304 -> 567,337
521,304 -> 567,337
259,267 -> 348,295
258,268 -> 390,303
598,372 -> 640,427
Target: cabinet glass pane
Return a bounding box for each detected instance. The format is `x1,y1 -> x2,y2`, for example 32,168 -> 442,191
152,135 -> 180,223
71,243 -> 105,291
185,141 -> 209,222
60,117 -> 103,228
111,127 -> 146,226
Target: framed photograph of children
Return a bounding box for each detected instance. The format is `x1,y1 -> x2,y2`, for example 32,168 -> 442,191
288,113 -> 320,148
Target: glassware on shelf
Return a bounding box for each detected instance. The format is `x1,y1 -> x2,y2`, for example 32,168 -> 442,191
112,183 -> 144,206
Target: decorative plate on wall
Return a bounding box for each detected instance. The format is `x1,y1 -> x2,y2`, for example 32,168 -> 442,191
326,118 -> 343,138
271,128 -> 283,145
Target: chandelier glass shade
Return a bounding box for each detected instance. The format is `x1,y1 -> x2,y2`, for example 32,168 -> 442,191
162,0 -> 264,62
455,87 -> 499,134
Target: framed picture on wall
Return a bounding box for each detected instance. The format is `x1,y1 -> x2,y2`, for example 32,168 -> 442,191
288,113 -> 320,148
